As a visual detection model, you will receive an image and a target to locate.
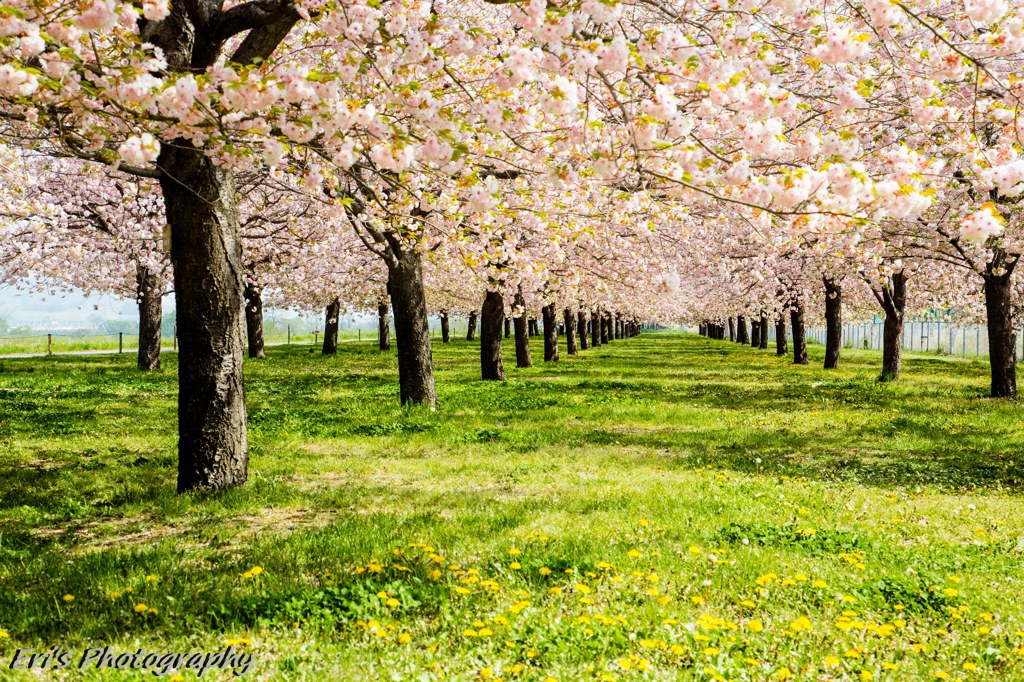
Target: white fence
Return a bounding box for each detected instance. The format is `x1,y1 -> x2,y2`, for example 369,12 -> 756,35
764,320 -> 1015,359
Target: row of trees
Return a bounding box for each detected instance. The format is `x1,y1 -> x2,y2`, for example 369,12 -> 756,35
2,0 -> 1023,492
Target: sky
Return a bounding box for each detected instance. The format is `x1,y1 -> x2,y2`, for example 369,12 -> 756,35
0,282 -> 376,334
0,282 -> 142,330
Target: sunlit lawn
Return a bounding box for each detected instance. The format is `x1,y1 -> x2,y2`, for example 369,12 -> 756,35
0,332 -> 1022,680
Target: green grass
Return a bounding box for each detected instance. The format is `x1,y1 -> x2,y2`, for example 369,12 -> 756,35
0,332 -> 1022,681
0,332 -> 354,356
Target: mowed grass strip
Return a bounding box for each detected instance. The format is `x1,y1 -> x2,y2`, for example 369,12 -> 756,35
0,332 -> 1022,680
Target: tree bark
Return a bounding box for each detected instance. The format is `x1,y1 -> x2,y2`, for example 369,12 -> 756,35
759,314 -> 769,349
790,301 -> 808,365
150,0 -> 301,493
728,317 -> 735,342
775,316 -> 787,356
440,312 -> 451,343
879,271 -> 906,382
514,289 -> 532,368
542,304 -> 559,362
243,281 -> 265,360
504,317 -> 511,339
737,315 -> 749,344
600,312 -> 610,344
378,299 -> 391,350
386,248 -> 437,406
466,310 -> 478,341
322,297 -> 340,355
565,309 -> 578,355
528,318 -> 539,337
984,271 -> 1017,398
750,317 -> 761,347
592,310 -> 601,347
137,265 -> 163,371
160,141 -> 247,493
480,290 -> 505,380
578,311 -> 589,350
824,277 -> 842,369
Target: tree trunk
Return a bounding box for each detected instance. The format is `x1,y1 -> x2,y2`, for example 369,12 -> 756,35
775,316 -> 787,356
737,315 -> 749,344
514,289 -> 532,368
565,309 -> 578,355
322,298 -> 340,355
759,315 -> 769,349
386,248 -> 437,406
160,142 -> 247,493
137,265 -> 163,371
592,310 -> 601,347
528,318 -> 539,337
242,281 -> 265,360
600,312 -> 610,344
750,318 -> 761,347
790,302 -> 808,365
466,310 -> 478,341
615,314 -> 622,339
984,271 -> 1017,398
480,290 -> 505,380
504,318 -> 511,338
542,304 -> 559,362
440,312 -> 451,343
378,300 -> 391,350
879,271 -> 906,382
728,317 -> 735,342
578,311 -> 589,350
824,277 -> 842,369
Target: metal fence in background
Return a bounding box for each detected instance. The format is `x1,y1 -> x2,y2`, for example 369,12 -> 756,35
766,320 -> 1008,359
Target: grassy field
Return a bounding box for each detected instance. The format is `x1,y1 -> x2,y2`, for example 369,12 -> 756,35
0,332 -> 1022,681
0,332 -> 340,356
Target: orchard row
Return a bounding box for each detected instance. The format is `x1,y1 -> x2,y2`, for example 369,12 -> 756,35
2,0 -> 1023,492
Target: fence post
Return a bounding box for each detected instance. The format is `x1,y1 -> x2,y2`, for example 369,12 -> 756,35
47,333 -> 52,355
119,332 -> 123,354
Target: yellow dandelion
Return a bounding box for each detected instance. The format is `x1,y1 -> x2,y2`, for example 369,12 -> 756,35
790,616 -> 813,632
747,620 -> 764,632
